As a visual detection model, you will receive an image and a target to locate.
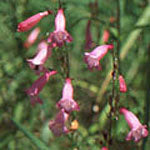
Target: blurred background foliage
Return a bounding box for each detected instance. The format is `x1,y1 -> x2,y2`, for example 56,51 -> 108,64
0,0 -> 150,149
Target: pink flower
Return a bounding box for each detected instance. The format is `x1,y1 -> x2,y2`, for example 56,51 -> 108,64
47,9 -> 72,47
56,78 -> 80,113
24,27 -> 40,48
27,41 -> 52,72
101,147 -> 108,150
85,20 -> 93,50
84,44 -> 114,71
26,70 -> 57,105
102,30 -> 110,43
49,109 -> 69,136
119,75 -> 127,93
17,11 -> 52,32
120,108 -> 148,142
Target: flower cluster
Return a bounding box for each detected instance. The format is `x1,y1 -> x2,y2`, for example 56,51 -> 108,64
17,2 -> 148,144
18,8 -> 79,137
49,78 -> 79,136
84,16 -> 148,144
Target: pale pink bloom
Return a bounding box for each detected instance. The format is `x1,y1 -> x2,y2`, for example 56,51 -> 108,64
24,27 -> 40,48
26,70 -> 57,105
56,78 -> 80,113
102,30 -> 110,43
84,44 -> 114,71
85,20 -> 93,50
17,10 -> 52,32
49,109 -> 69,136
101,147 -> 108,150
119,75 -> 127,93
27,41 -> 52,72
47,9 -> 72,47
120,108 -> 148,142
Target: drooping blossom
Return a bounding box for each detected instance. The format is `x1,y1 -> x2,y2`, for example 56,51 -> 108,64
102,30 -> 110,43
101,147 -> 108,150
85,20 -> 93,50
47,9 -> 72,47
27,41 -> 52,73
56,78 -> 80,113
26,70 -> 57,105
84,44 -> 114,71
17,10 -> 52,32
119,75 -> 127,93
24,27 -> 40,48
49,109 -> 69,136
120,108 -> 148,142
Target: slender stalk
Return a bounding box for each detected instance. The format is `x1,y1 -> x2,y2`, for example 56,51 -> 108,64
142,45 -> 150,150
96,6 -> 150,104
58,0 -> 62,8
116,0 -> 121,74
11,119 -> 49,150
65,49 -> 70,78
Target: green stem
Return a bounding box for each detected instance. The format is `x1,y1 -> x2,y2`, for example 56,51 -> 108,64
11,119 -> 49,150
142,45 -> 150,150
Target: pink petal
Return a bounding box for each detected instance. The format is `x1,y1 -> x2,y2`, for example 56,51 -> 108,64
27,41 -> 51,67
120,108 -> 141,129
26,70 -> 57,96
101,147 -> 108,150
102,30 -> 110,43
17,11 -> 51,32
24,27 -> 40,48
49,109 -> 69,136
55,9 -> 66,31
119,75 -> 127,93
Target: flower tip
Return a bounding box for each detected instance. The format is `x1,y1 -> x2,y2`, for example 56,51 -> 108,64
17,25 -> 22,32
66,78 -> 72,83
119,107 -> 127,114
101,147 -> 108,150
143,128 -> 149,137
108,44 -> 114,49
50,70 -> 57,76
47,10 -> 53,14
58,8 -> 64,13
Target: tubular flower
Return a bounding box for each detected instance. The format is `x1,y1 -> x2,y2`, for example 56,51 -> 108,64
24,27 -> 40,48
119,75 -> 127,93
120,108 -> 148,142
26,70 -> 57,105
102,30 -> 110,43
101,147 -> 108,150
56,78 -> 80,113
84,44 -> 114,71
49,109 -> 69,136
27,41 -> 52,72
47,9 -> 72,47
17,11 -> 52,32
85,20 -> 93,50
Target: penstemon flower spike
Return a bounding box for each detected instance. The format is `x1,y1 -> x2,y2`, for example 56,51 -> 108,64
120,108 -> 148,142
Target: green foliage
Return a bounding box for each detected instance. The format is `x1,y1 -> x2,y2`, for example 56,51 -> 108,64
0,0 -> 150,150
